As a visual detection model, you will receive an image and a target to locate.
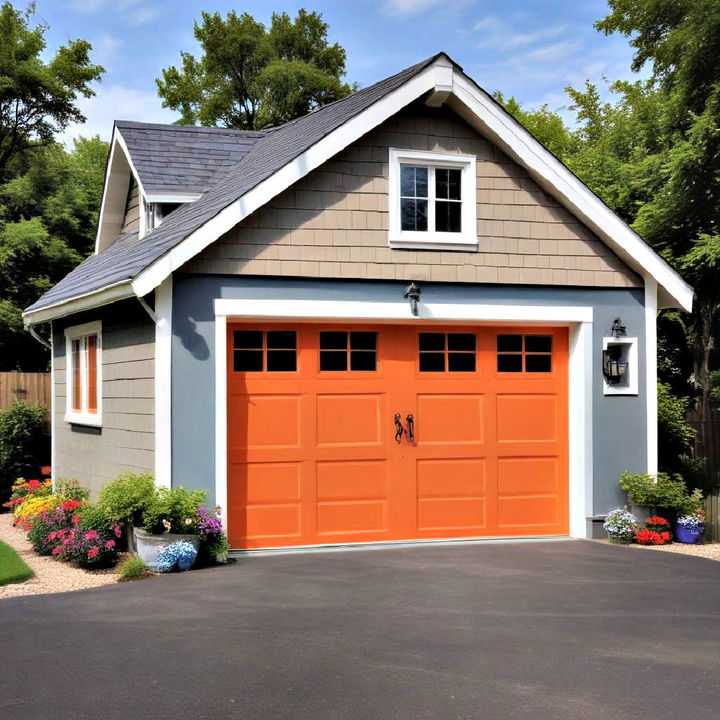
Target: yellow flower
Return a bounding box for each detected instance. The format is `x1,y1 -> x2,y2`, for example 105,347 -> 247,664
13,494 -> 61,525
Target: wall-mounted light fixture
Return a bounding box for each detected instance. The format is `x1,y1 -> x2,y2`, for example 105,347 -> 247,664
404,282 -> 421,317
602,345 -> 627,384
611,317 -> 626,337
602,317 -> 636,393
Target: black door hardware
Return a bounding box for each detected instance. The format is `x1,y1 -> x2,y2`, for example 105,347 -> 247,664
394,413 -> 404,443
405,414 -> 415,444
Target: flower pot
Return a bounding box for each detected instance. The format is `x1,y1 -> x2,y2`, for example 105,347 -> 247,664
133,528 -> 200,570
675,525 -> 703,544
629,503 -> 653,525
607,533 -> 632,545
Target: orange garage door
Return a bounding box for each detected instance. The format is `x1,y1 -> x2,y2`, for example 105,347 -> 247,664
227,324 -> 568,549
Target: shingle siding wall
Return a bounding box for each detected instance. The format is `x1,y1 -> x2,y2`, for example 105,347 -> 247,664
186,103 -> 641,288
121,178 -> 140,234
53,300 -> 154,496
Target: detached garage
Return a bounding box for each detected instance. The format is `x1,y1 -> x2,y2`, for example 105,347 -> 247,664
24,53 -> 692,549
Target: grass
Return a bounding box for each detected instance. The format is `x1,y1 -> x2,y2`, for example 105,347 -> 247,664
0,540 -> 34,586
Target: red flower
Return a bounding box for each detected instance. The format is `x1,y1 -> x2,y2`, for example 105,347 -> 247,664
87,547 -> 99,559
61,500 -> 80,512
647,516 -> 669,526
71,514 -> 81,525
51,547 -> 62,556
26,479 -> 41,490
84,530 -> 99,541
40,466 -> 51,476
105,539 -> 115,549
635,529 -> 659,545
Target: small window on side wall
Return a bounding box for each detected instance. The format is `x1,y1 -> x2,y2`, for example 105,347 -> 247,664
65,321 -> 102,426
389,148 -> 477,251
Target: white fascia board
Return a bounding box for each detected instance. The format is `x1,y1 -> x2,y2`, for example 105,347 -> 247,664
448,74 -> 694,312
130,64 -> 441,298
23,282 -> 135,326
146,192 -> 202,203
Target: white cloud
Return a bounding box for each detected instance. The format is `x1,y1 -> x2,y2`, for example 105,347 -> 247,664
69,0 -> 159,26
383,0 -> 441,16
59,84 -> 177,145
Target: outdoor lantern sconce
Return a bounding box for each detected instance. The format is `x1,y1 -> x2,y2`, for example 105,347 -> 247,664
404,282 -> 421,317
611,317 -> 626,337
602,345 -> 627,385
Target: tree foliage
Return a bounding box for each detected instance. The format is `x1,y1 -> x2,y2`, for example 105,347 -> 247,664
0,1 -> 104,178
156,9 -> 354,130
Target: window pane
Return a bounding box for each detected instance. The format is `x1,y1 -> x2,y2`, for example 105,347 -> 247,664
72,339 -> 82,412
419,353 -> 445,372
350,351 -> 376,371
415,199 -> 428,231
497,354 -> 523,372
401,199 -> 417,231
447,169 -> 461,200
526,354 -> 552,373
234,350 -> 263,372
415,166 -> 428,197
350,332 -> 376,350
419,333 -> 445,351
436,201 -> 461,233
267,331 -> 296,349
400,165 -> 415,196
320,331 -> 347,350
267,350 -> 296,372
320,351 -> 347,371
497,334 -> 522,352
234,330 -> 263,349
436,168 -> 449,199
525,335 -> 552,353
87,334 -> 98,413
449,353 -> 476,372
448,333 -> 475,351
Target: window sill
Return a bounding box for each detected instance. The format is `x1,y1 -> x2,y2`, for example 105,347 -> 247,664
389,234 -> 478,252
65,413 -> 102,428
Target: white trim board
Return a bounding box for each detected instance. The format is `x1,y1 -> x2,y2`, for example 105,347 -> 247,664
214,297 -> 593,540
154,278 -> 173,488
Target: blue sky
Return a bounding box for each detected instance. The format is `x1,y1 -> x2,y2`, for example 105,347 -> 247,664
26,0 -> 642,143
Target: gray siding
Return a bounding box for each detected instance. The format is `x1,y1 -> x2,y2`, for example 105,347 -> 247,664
121,178 -> 140,234
171,275 -> 647,517
53,300 -> 154,496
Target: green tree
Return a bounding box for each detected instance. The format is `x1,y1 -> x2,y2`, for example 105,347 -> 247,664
0,137 -> 108,370
0,1 -> 104,178
156,9 -> 354,130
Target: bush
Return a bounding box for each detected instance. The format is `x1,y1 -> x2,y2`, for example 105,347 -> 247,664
0,401 -> 49,505
97,471 -> 155,526
54,477 -> 90,502
619,471 -> 701,510
658,383 -> 695,472
141,486 -> 207,535
13,493 -> 60,530
3,476 -> 51,513
118,555 -> 150,581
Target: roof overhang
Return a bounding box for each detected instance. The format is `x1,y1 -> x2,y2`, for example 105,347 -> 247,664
24,54 -> 693,326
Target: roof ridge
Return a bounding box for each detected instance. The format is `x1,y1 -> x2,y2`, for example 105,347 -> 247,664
115,120 -> 267,137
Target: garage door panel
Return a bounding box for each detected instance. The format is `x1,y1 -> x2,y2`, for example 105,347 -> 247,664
416,395 -> 484,444
317,460 -> 388,500
418,498 -> 486,532
229,394 -> 302,449
497,496 -> 561,529
245,504 -> 302,539
317,501 -> 388,535
417,458 -> 485,497
497,457 -> 560,495
496,394 -> 557,443
316,394 -> 383,446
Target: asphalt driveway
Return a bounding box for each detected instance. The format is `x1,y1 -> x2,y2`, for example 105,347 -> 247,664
1,540 -> 719,720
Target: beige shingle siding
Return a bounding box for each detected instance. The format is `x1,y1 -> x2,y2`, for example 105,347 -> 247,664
185,104 -> 641,288
53,300 -> 154,496
121,178 -> 140,234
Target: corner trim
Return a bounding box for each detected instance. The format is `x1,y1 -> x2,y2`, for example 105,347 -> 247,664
645,278 -> 658,474
214,313 -> 228,527
154,277 -> 173,488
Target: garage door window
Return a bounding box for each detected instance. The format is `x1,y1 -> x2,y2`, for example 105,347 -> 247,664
419,332 -> 476,372
320,331 -> 377,371
233,330 -> 297,372
497,334 -> 552,373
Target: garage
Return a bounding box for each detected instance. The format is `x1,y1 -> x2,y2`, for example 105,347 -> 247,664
226,323 -> 568,549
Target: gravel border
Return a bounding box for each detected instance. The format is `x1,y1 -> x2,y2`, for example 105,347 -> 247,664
629,540 -> 720,562
0,513 -> 117,599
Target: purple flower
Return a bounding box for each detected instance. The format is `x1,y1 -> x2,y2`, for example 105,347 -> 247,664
196,506 -> 223,537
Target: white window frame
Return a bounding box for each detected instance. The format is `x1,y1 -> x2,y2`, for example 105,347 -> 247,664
64,321 -> 102,427
388,148 -> 477,250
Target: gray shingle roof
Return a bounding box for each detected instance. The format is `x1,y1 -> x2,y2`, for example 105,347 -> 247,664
25,53 -> 450,316
115,121 -> 265,195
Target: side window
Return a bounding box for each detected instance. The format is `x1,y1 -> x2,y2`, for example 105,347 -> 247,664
319,331 -> 377,371
419,333 -> 476,372
65,322 -> 102,425
233,330 -> 297,372
497,334 -> 552,373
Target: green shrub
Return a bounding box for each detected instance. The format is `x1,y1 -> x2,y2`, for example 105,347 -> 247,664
141,486 -> 207,535
54,477 -> 90,502
77,502 -> 116,535
657,382 -> 695,473
97,471 -> 155,526
619,471 -> 703,511
118,555 -> 150,581
0,400 -> 49,505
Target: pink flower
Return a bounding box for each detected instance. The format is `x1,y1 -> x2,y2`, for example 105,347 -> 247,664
104,540 -> 115,549
56,529 -> 66,539
113,525 -> 122,538
51,547 -> 62,556
47,531 -> 57,541
87,547 -> 99,559
71,514 -> 80,525
84,530 -> 99,541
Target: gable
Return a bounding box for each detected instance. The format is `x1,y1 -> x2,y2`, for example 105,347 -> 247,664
186,103 -> 641,289
121,177 -> 140,234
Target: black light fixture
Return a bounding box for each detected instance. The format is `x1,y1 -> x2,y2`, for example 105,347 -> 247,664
611,317 -> 626,337
603,318 -> 628,384
404,282 -> 421,317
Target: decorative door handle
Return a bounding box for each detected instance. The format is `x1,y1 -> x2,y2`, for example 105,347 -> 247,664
394,413 -> 404,443
405,414 -> 415,444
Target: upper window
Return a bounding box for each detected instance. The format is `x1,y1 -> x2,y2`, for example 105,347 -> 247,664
233,330 -> 297,372
389,148 -> 477,250
319,331 -> 377,372
497,334 -> 552,373
64,321 -> 102,426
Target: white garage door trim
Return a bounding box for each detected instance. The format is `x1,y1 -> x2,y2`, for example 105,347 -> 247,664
214,296 -> 594,540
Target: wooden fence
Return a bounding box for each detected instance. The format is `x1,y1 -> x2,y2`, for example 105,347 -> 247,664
705,494 -> 720,543
0,372 -> 51,411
